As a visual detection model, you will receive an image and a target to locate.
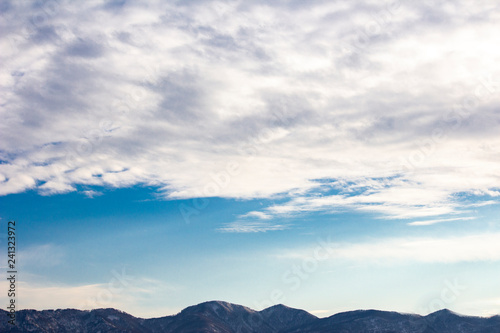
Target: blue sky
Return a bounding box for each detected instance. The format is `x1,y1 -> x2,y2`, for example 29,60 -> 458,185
1,0 -> 500,318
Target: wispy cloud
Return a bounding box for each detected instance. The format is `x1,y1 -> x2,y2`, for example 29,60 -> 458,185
281,232 -> 500,264
407,217 -> 476,226
247,177 -> 495,221
1,0 -> 499,223
0,276 -> 180,318
218,221 -> 289,233
238,211 -> 272,220
18,243 -> 66,268
82,190 -> 103,198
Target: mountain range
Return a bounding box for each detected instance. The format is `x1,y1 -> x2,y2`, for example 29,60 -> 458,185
1,301 -> 499,332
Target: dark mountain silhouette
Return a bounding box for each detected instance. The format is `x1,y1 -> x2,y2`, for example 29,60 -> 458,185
1,301 -> 499,332
259,304 -> 318,331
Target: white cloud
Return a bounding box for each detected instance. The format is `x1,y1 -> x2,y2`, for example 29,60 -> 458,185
407,217 -> 476,226
0,276 -> 180,318
82,189 -> 103,198
0,0 -> 499,221
459,298 -> 500,317
281,232 -> 500,264
238,211 -> 272,220
18,244 -> 66,268
218,220 -> 289,233
253,176 -> 493,221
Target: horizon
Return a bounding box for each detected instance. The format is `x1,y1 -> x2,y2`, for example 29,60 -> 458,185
1,0 -> 500,321
0,299 -> 492,320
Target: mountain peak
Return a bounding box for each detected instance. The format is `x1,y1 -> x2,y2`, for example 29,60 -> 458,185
181,300 -> 254,315
427,308 -> 460,317
261,303 -> 292,312
259,303 -> 318,331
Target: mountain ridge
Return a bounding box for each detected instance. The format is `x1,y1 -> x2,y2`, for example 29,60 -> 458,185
1,301 -> 499,332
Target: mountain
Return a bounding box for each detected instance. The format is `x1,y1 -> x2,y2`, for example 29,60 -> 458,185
1,301 -> 499,333
0,308 -> 147,333
287,308 -> 500,333
259,304 -> 318,331
144,301 -> 276,333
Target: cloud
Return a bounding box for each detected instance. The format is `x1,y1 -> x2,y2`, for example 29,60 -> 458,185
0,275 -> 180,318
247,177 -> 498,221
407,217 -> 476,226
281,232 -> 500,264
460,297 -> 500,317
218,220 -> 289,233
82,189 -> 103,198
18,244 -> 66,268
238,211 -> 272,220
1,0 -> 499,222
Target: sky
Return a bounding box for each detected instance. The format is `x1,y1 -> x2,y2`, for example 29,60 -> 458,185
0,0 -> 500,319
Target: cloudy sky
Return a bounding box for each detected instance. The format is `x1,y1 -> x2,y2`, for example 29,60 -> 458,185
1,0 -> 500,318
